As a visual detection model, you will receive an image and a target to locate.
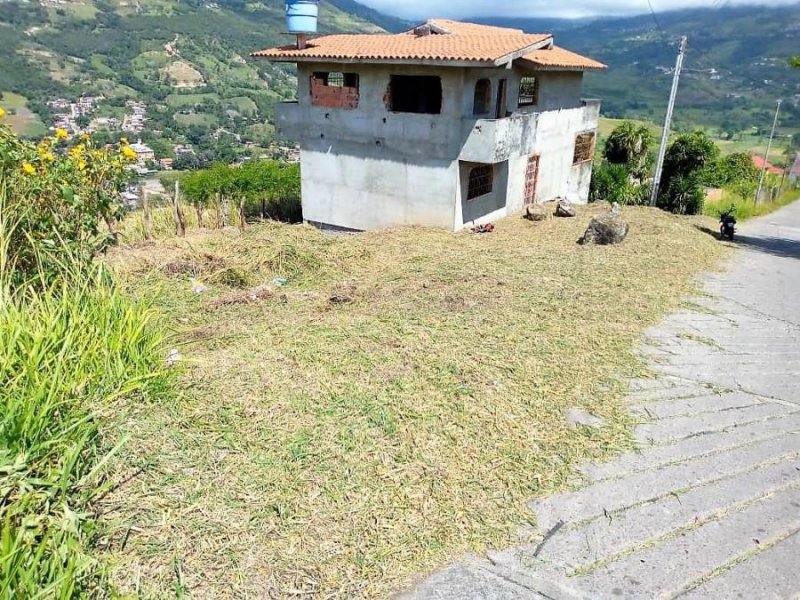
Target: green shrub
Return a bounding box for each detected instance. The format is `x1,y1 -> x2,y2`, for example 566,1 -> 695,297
0,162 -> 174,597
0,118 -> 133,284
657,175 -> 705,215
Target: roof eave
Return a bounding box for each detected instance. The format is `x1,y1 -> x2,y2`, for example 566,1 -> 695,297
492,36 -> 553,67
515,57 -> 607,72
252,54 -> 515,68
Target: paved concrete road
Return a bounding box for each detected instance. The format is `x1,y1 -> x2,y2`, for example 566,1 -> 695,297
400,202 -> 800,599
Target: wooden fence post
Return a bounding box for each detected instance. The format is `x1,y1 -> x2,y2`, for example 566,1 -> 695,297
173,180 -> 186,238
142,188 -> 152,241
238,196 -> 246,233
215,193 -> 223,229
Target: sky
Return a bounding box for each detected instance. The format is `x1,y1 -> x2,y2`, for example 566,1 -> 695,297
355,0 -> 798,20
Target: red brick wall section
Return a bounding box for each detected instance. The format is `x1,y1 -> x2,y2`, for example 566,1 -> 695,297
310,76 -> 359,109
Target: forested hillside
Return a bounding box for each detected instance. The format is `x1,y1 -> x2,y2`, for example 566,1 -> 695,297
0,0 -> 383,156
2,0 -> 798,158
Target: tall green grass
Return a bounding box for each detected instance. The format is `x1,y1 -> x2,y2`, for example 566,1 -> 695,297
0,190 -> 174,596
704,188 -> 800,221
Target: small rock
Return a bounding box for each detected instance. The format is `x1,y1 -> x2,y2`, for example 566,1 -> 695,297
330,283 -> 356,305
566,408 -> 606,429
166,349 -> 182,367
579,209 -> 629,245
554,199 -> 577,218
524,204 -> 548,222
272,277 -> 288,287
190,278 -> 208,294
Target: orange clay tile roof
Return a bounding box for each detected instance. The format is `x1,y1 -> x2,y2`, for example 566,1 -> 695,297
519,46 -> 607,71
752,155 -> 784,175
252,20 -> 553,65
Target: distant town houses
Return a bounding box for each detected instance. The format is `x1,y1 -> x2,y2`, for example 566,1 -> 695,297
173,144 -> 196,156
122,101 -> 147,134
47,95 -> 103,137
130,139 -> 155,164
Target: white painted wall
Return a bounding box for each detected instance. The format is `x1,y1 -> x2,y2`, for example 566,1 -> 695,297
301,140 -> 459,231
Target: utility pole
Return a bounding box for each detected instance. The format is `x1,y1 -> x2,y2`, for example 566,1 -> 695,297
755,99 -> 782,205
650,36 -> 689,207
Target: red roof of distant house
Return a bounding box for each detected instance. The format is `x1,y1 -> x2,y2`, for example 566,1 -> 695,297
252,19 -> 605,70
752,155 -> 784,175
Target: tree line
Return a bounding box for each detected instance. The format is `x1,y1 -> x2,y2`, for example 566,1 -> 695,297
158,160 -> 302,231
590,121 -> 778,215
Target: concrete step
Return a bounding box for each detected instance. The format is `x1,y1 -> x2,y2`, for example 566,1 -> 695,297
581,415 -> 800,482
630,391 -> 762,419
572,484 -> 800,598
528,434 -> 799,531
680,531 -> 800,599
506,457 -> 800,574
635,403 -> 796,444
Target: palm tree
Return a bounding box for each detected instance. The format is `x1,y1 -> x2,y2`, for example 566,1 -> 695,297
603,121 -> 655,183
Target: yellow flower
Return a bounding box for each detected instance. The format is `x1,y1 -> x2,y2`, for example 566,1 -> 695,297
22,163 -> 35,175
69,144 -> 85,159
0,107 -> 5,119
78,159 -> 87,171
122,146 -> 137,161
120,137 -> 129,146
40,151 -> 55,162
80,133 -> 90,141
55,128 -> 68,140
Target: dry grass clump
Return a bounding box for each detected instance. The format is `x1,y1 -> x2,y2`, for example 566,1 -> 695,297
102,205 -> 729,598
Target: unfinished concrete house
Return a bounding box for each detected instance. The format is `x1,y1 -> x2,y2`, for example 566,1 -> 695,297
253,17 -> 606,231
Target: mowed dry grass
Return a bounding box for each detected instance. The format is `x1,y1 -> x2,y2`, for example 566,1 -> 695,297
103,205 -> 728,598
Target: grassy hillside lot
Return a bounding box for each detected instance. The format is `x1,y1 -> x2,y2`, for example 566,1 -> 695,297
105,206 -> 728,597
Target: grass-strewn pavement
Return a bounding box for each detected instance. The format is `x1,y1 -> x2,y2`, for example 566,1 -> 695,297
104,205 -> 729,598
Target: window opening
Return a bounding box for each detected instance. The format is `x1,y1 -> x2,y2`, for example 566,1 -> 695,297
573,132 -> 596,164
387,75 -> 442,114
473,79 -> 491,115
310,72 -> 360,109
518,76 -> 538,107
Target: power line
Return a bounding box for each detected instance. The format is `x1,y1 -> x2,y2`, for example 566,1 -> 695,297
646,0 -> 669,42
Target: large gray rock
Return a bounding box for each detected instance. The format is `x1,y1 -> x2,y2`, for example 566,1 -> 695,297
579,207 -> 629,245
524,203 -> 548,222
554,199 -> 577,218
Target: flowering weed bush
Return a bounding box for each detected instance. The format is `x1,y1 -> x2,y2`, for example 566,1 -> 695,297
0,117 -> 134,283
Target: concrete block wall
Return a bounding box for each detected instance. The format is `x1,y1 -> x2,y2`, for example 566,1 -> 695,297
280,61 -> 599,230
300,138 -> 459,231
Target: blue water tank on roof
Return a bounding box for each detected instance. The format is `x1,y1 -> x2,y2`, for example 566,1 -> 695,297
286,0 -> 320,33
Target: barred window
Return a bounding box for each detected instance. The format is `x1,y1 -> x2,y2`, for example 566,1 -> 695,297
518,76 -> 538,107
313,72 -> 359,88
467,165 -> 494,200
573,132 -> 596,164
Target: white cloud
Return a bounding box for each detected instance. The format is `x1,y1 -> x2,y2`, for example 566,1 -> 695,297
355,0 -> 798,20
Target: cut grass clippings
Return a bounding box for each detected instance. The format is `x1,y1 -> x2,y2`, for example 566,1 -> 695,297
103,205 -> 730,598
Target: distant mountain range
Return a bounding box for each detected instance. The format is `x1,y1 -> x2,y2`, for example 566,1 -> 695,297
474,4 -> 800,134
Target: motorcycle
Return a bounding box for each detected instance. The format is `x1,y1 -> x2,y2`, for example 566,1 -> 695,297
719,206 -> 737,241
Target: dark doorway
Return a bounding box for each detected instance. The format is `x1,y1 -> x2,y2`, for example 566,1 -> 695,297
387,75 -> 443,114
495,79 -> 508,119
